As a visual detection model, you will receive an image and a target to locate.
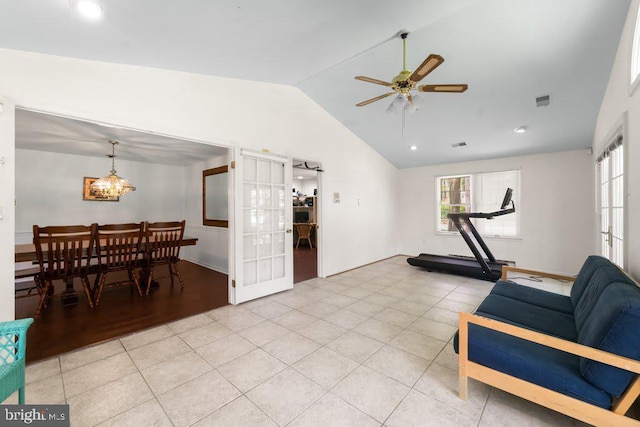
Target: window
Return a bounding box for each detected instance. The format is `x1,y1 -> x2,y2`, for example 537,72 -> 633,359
437,170 -> 520,237
631,3 -> 640,90
439,175 -> 471,232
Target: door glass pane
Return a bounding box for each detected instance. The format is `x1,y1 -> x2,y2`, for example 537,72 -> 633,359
258,233 -> 272,257
258,160 -> 271,183
274,185 -> 285,208
244,209 -> 257,234
273,256 -> 285,279
273,232 -> 285,255
244,261 -> 257,285
273,210 -> 285,231
244,158 -> 257,182
258,185 -> 271,207
244,184 -> 257,208
273,162 -> 284,184
259,259 -> 272,282
244,235 -> 257,260
258,210 -> 272,232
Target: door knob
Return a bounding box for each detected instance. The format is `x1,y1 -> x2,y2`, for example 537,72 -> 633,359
286,229 -> 292,233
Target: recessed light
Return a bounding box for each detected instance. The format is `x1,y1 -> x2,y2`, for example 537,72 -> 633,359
297,176 -> 304,179
73,0 -> 103,20
514,126 -> 529,134
409,145 -> 418,151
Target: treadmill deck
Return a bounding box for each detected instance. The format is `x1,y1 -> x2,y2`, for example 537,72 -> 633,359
407,253 -> 506,282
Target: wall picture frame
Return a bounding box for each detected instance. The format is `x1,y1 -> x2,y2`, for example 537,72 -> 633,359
83,177 -> 119,202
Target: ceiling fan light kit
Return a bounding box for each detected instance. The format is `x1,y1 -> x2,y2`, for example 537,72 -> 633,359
354,32 -> 468,109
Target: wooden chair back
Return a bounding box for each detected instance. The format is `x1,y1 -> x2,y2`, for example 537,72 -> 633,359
93,222 -> 145,305
144,220 -> 186,265
295,223 -> 314,248
33,224 -> 97,280
96,222 -> 144,272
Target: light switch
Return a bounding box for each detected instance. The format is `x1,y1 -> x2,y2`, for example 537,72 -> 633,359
333,192 -> 340,203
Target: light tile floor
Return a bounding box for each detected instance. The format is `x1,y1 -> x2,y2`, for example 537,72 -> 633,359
7,256 -> 604,426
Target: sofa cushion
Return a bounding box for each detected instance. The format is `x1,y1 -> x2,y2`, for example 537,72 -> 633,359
454,314 -> 612,408
476,294 -> 577,341
570,256 -> 620,307
578,282 -> 640,397
491,280 -> 573,314
573,265 -> 634,332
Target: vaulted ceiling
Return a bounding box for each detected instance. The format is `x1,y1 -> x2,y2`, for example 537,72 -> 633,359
0,0 -> 631,168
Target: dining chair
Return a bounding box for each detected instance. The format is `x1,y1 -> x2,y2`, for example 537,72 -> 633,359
32,224 -> 97,319
295,223 -> 314,248
14,263 -> 41,300
143,220 -> 186,295
93,222 -> 145,306
0,318 -> 34,404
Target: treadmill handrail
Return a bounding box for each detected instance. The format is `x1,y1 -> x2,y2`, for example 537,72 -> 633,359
447,202 -> 515,220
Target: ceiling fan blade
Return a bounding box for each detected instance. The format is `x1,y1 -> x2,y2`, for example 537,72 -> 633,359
354,76 -> 393,87
408,54 -> 444,83
418,84 -> 468,93
356,92 -> 395,107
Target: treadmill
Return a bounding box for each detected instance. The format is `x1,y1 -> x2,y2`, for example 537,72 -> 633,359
407,188 -> 515,281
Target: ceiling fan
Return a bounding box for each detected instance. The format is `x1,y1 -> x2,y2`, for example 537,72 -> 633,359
354,32 -> 468,109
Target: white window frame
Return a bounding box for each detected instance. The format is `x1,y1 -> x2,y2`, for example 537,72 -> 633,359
436,170 -> 521,238
630,0 -> 640,95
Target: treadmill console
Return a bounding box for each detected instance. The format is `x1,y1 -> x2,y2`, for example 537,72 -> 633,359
500,188 -> 514,210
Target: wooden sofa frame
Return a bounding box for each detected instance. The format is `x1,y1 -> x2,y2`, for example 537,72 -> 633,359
458,265 -> 640,426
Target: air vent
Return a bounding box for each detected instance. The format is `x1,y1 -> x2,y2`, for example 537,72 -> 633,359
451,142 -> 467,148
536,94 -> 550,107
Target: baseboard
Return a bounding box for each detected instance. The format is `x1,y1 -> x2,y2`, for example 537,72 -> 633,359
182,256 -> 228,275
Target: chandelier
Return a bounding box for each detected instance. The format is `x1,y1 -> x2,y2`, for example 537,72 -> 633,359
90,141 -> 136,198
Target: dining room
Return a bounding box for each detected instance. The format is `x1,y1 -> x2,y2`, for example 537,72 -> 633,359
14,108 -> 232,362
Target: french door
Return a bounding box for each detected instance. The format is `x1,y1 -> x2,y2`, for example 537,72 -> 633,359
231,148 -> 293,304
597,136 -> 625,268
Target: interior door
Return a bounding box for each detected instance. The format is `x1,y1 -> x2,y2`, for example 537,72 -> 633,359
597,136 -> 625,268
232,148 -> 293,304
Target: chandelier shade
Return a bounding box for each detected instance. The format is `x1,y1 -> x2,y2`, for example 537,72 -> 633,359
90,141 -> 136,198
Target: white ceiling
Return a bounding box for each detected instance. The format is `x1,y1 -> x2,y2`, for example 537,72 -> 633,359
1,0 -> 631,168
16,109 -> 228,166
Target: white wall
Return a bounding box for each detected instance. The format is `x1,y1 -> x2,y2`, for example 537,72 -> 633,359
398,149 -> 596,274
593,0 -> 640,280
0,99 -> 15,321
0,48 -> 400,316
182,153 -> 229,273
15,149 -> 186,240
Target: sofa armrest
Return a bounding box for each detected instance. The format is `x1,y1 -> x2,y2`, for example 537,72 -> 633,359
501,265 -> 576,282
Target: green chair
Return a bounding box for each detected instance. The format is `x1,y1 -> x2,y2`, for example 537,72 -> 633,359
0,318 -> 34,404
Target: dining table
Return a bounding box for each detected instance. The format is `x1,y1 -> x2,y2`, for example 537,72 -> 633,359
14,236 -> 198,305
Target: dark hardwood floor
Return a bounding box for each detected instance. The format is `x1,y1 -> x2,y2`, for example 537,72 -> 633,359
16,261 -> 228,363
294,246 -> 317,283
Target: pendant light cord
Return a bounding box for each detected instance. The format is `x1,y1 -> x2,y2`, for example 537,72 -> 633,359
110,141 -> 117,174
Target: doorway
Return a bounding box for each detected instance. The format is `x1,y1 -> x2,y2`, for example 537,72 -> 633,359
292,159 -> 321,283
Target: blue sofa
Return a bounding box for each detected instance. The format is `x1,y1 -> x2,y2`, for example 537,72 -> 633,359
455,256 -> 640,426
